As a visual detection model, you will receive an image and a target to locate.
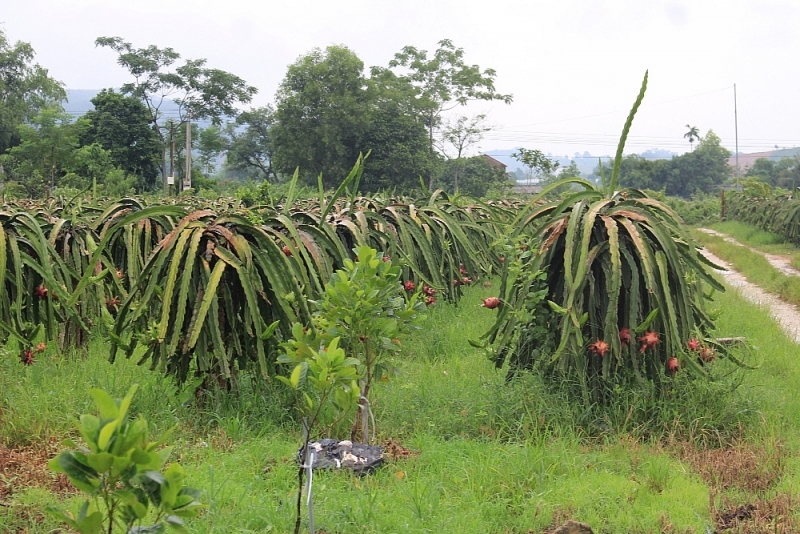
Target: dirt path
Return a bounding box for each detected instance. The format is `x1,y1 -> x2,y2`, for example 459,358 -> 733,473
697,228 -> 800,277
699,247 -> 800,344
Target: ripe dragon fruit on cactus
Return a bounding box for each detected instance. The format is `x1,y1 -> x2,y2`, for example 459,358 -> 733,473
481,297 -> 501,309
638,331 -> 660,353
619,328 -> 631,346
589,339 -> 609,357
667,356 -> 679,376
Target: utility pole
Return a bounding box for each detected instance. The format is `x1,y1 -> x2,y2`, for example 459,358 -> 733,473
734,83 -> 740,188
184,117 -> 192,192
169,121 -> 175,195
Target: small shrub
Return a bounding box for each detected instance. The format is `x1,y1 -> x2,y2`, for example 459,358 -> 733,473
48,385 -> 203,533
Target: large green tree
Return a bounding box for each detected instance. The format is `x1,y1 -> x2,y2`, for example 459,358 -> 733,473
387,39 -> 512,187
359,71 -> 434,193
271,45 -> 372,188
225,106 -> 278,182
669,130 -> 731,195
80,89 -> 161,189
95,36 -> 257,188
1,108 -> 80,196
0,29 -> 65,154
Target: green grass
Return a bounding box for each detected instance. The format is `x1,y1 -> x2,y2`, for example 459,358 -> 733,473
710,220 -> 789,248
3,280 -> 800,532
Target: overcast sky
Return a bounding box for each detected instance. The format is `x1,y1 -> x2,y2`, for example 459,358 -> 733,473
2,0 -> 798,159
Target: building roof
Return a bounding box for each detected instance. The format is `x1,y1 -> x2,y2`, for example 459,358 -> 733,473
481,154 -> 507,169
728,148 -> 800,171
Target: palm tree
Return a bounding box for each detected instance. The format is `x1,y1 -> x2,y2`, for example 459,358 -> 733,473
684,125 -> 700,152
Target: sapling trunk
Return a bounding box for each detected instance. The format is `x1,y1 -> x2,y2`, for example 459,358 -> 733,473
294,398 -> 326,534
294,463 -> 304,534
350,351 -> 373,442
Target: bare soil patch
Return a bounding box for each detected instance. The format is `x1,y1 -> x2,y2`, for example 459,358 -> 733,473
0,438 -> 73,500
714,493 -> 798,533
680,441 -> 786,493
676,439 -> 799,532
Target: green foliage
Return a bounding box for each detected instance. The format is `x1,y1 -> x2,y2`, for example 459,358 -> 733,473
271,45 -> 373,187
0,208 -> 87,349
435,156 -> 511,198
726,188 -> 800,245
225,105 -> 277,181
439,114 -> 492,193
108,208 -> 312,387
278,330 -> 361,429
95,37 -> 257,128
0,177 -> 504,394
387,39 -> 512,189
653,191 -> 721,226
684,125 -> 700,150
0,280 -> 780,533
511,148 -> 559,184
604,131 -> 731,197
312,246 -> 425,438
744,156 -> 800,189
80,89 -> 161,190
48,385 -> 203,534
195,125 -> 226,176
1,107 -> 81,196
277,330 -> 361,534
358,94 -> 433,194
0,28 -> 66,154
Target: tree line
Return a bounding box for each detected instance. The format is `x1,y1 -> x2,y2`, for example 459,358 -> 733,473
589,130 -> 732,198
0,30 -> 515,198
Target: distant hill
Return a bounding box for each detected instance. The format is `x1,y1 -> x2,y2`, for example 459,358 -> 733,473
64,89 -> 213,128
484,147 -> 677,177
63,89 -> 102,115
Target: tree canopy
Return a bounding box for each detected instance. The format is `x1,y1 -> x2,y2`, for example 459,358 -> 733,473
0,29 -> 66,154
609,130 -> 732,197
270,45 -> 372,188
80,89 -> 161,189
386,39 -> 512,188
225,106 -> 278,182
270,45 -> 434,191
95,37 -> 257,131
1,108 -> 80,196
745,156 -> 800,189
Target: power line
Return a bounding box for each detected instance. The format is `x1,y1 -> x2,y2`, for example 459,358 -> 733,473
502,85 -> 734,128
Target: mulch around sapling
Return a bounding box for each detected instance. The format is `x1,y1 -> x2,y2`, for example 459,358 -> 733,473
299,439 -> 384,474
294,437 -> 417,480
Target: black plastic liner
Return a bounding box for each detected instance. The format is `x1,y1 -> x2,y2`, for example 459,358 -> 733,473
298,439 -> 383,474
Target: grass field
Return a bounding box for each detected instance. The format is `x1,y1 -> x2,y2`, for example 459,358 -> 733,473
2,276 -> 800,532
